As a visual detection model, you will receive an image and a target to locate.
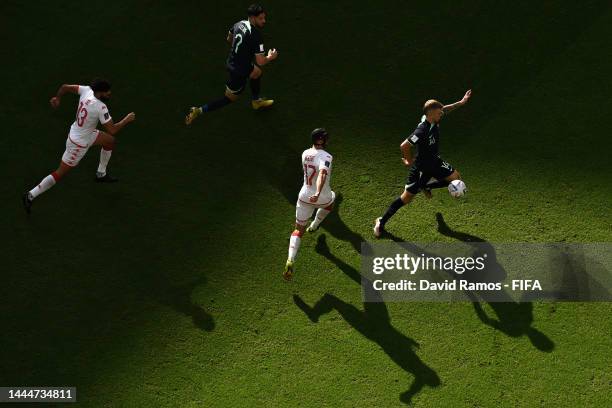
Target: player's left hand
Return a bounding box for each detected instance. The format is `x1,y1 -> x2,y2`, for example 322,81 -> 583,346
309,193 -> 319,203
49,97 -> 60,109
267,48 -> 278,60
461,89 -> 472,105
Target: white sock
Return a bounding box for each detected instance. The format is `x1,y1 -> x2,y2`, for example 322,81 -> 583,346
288,231 -> 302,261
29,174 -> 57,199
97,148 -> 112,176
310,208 -> 331,229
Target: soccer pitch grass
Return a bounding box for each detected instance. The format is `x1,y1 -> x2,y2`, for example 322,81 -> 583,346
2,1 -> 611,406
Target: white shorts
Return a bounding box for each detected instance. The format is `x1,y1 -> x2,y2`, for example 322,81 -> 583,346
295,191 -> 336,225
61,131 -> 98,167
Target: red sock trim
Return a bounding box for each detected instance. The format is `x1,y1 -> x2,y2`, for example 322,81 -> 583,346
51,172 -> 61,182
291,230 -> 303,237
103,145 -> 114,151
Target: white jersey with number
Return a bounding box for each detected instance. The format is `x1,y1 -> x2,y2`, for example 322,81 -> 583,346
298,147 -> 333,206
68,86 -> 112,146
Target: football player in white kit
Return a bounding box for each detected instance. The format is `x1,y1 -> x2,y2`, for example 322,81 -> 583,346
284,128 -> 335,280
22,79 -> 136,213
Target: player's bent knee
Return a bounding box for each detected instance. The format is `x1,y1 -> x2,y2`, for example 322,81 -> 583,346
324,204 -> 334,211
94,131 -> 115,147
103,139 -> 115,151
448,170 -> 461,181
400,190 -> 414,203
250,66 -> 262,79
224,90 -> 239,101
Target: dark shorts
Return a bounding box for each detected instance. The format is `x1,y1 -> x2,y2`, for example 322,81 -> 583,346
225,66 -> 254,95
405,158 -> 454,194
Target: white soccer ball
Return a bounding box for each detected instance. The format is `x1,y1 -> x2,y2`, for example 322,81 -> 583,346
448,180 -> 467,198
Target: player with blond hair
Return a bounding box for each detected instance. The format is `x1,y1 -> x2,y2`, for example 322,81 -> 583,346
374,90 -> 472,237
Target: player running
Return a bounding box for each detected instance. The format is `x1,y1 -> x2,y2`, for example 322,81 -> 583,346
22,79 -> 136,214
185,4 -> 278,125
374,90 -> 472,237
284,129 -> 335,280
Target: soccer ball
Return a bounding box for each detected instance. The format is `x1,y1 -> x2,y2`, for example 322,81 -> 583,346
448,180 -> 467,198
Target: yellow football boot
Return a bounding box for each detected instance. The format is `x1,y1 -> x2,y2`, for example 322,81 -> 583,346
283,260 -> 294,281
252,98 -> 274,110
185,107 -> 202,125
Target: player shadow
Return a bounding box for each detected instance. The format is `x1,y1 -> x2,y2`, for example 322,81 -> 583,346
150,276 -> 215,332
318,193 -> 364,253
380,216 -> 554,352
294,234 -> 440,405
526,245 -> 611,302
429,214 -> 555,351
262,141 -> 302,204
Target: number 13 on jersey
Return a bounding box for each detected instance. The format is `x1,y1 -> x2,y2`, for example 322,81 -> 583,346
75,101 -> 88,127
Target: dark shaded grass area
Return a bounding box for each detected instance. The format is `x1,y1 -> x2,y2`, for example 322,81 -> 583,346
1,1 -> 611,406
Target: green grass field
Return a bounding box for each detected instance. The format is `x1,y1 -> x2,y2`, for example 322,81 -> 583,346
2,1 -> 612,406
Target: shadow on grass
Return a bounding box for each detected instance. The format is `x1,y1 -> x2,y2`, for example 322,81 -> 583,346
263,141 -> 302,205
151,276 -> 215,331
294,235 -> 440,405
319,194 -> 364,253
382,214 -> 554,352
435,213 -> 554,352
274,142 -> 439,403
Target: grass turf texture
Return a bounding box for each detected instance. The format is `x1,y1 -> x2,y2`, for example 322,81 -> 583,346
2,1 -> 612,406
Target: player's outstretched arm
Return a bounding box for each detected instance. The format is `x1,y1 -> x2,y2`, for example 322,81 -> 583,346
103,112 -> 136,136
400,140 -> 413,167
226,31 -> 233,44
255,48 -> 278,66
49,84 -> 79,109
309,169 -> 328,203
443,89 -> 472,114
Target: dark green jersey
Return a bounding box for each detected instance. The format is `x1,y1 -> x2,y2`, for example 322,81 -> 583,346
227,20 -> 265,77
406,117 -> 441,165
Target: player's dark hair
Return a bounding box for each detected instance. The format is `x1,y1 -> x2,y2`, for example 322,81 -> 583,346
311,128 -> 329,146
247,4 -> 265,17
90,78 -> 112,93
423,99 -> 443,114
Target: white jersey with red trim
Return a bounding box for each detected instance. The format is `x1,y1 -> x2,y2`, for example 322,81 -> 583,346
68,86 -> 112,146
298,147 -> 333,206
